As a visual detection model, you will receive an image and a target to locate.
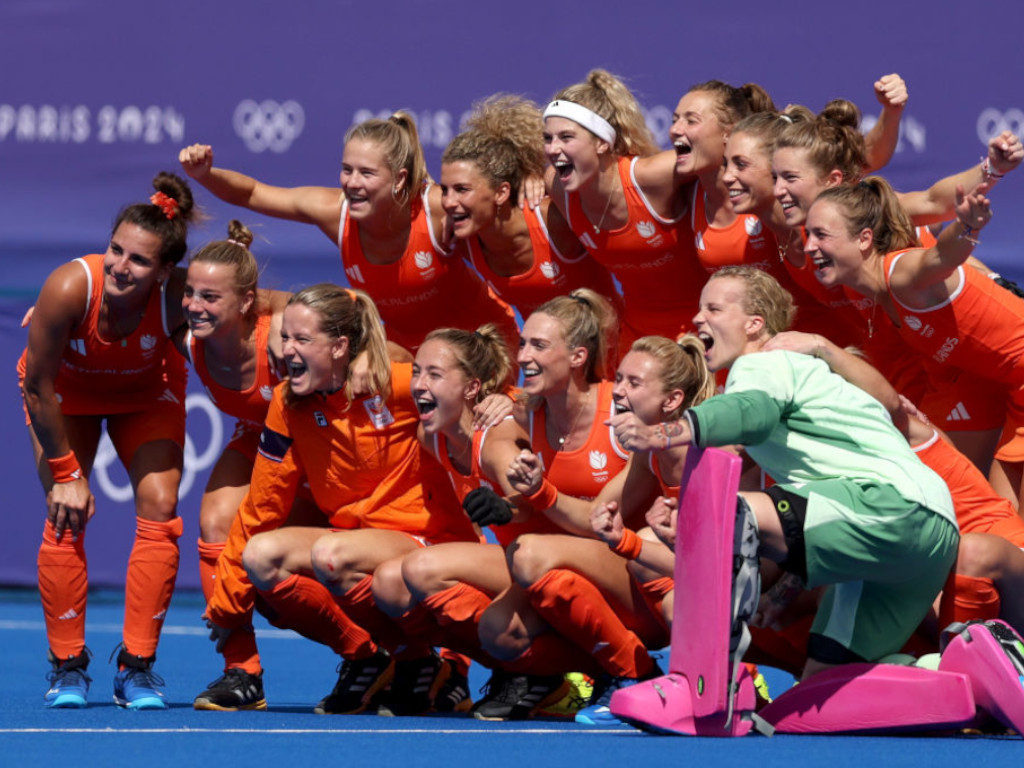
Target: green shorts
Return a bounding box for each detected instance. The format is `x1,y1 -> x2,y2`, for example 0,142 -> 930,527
778,478 -> 959,662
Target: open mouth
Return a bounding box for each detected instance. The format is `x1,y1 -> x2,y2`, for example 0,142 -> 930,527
812,255 -> 834,271
415,396 -> 437,417
288,360 -> 308,380
553,159 -> 574,181
611,399 -> 631,415
696,332 -> 714,352
674,140 -> 693,159
521,366 -> 541,384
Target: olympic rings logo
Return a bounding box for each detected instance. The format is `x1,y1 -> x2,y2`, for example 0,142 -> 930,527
977,108 -> 1024,146
91,394 -> 226,503
233,99 -> 305,153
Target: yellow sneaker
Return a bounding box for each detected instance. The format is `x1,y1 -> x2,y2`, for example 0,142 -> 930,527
537,672 -> 594,717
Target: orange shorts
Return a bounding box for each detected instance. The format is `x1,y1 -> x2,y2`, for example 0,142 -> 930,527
919,369 -> 1007,433
994,389 -> 1024,463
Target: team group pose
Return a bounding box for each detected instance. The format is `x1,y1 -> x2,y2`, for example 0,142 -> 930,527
23,67 -> 1024,733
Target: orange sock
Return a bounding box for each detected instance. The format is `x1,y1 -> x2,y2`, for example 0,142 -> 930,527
38,520 -> 88,660
938,573 -> 1001,631
503,631 -> 602,678
421,583 -> 494,660
439,649 -> 472,677
123,517 -> 182,658
636,576 -> 673,629
259,574 -> 377,658
197,539 -> 225,606
335,575 -> 426,658
526,569 -> 654,679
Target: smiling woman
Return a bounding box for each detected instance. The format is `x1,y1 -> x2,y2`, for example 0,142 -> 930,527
18,172 -> 196,711
179,115 -> 518,352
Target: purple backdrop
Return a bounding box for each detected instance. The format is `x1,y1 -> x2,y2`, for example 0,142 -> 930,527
2,0 -> 1022,588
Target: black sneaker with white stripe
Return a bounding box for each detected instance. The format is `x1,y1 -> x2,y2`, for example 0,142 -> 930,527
314,650 -> 394,715
377,651 -> 449,716
194,668 -> 267,711
471,671 -> 568,721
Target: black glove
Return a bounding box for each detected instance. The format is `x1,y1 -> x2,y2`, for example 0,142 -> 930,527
994,275 -> 1024,300
462,486 -> 514,527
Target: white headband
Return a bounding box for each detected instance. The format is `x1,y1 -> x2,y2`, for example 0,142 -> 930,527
543,100 -> 617,146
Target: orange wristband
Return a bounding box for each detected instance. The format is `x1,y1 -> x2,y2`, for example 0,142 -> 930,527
612,528 -> 643,560
47,450 -> 83,484
525,478 -> 559,510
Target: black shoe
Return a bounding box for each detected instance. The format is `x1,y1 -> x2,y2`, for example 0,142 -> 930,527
471,670 -> 568,721
433,668 -> 473,713
376,651 -> 449,716
194,668 -> 267,711
314,650 -> 394,715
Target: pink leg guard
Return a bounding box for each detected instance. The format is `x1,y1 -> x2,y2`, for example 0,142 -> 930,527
939,619 -> 1024,734
610,447 -> 755,736
759,663 -> 976,734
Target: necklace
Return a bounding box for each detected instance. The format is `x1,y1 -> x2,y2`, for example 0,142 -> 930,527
556,389 -> 590,450
448,434 -> 472,468
592,186 -> 615,234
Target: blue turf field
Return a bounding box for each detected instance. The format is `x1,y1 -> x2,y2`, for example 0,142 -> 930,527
1,588 -> 1019,767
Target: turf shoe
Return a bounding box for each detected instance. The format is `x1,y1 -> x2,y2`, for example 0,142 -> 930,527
537,672 -> 593,717
575,665 -> 663,725
377,651 -> 450,716
471,671 -> 569,721
112,647 -> 168,710
44,649 -> 92,709
432,668 -> 473,713
314,650 -> 394,715
194,668 -> 267,711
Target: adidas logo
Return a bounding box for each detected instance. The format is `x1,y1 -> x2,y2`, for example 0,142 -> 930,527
158,389 -> 181,404
346,264 -> 365,284
68,338 -> 87,355
58,609 -> 80,621
946,402 -> 971,422
152,609 -> 167,621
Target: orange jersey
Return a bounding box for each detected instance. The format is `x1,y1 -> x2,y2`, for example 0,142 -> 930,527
526,381 -> 630,502
208,362 -> 475,627
187,313 -> 280,429
648,451 -> 681,497
691,184 -> 777,274
339,184 -> 517,350
465,203 -> 619,319
884,249 -> 1024,388
17,254 -> 179,414
913,428 -> 1024,546
562,156 -> 705,338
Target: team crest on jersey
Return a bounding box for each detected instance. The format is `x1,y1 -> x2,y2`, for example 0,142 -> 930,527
414,251 -> 433,269
636,221 -> 656,239
314,411 -> 328,427
140,334 -> 158,351
260,385 -> 274,401
744,217 -> 763,236
589,450 -> 610,483
364,395 -> 395,429
904,315 -> 933,337
539,260 -> 560,280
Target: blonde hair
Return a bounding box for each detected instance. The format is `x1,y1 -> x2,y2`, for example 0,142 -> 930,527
550,70 -> 658,157
774,100 -> 868,183
686,80 -> 776,132
708,266 -> 795,337
815,176 -> 920,254
423,324 -> 516,403
731,105 -> 813,157
189,220 -> 262,321
442,94 -> 545,201
629,335 -> 715,419
283,284 -> 390,407
345,111 -> 431,204
532,288 -> 619,382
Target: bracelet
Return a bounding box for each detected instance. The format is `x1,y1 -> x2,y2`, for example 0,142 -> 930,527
659,424 -> 671,451
982,157 -> 1006,181
611,528 -> 644,560
958,224 -> 981,246
525,478 -> 559,510
47,451 -> 83,484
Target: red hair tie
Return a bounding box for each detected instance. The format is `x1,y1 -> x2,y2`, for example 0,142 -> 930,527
150,191 -> 179,220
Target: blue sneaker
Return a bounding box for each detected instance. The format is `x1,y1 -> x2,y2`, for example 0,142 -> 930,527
112,646 -> 168,710
575,663 -> 662,726
45,649 -> 92,708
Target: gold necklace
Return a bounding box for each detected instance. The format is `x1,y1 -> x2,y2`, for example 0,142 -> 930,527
592,186 -> 616,233
555,389 -> 590,450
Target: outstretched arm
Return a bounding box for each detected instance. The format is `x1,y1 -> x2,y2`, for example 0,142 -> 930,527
179,143 -> 343,241
863,73 -> 908,173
